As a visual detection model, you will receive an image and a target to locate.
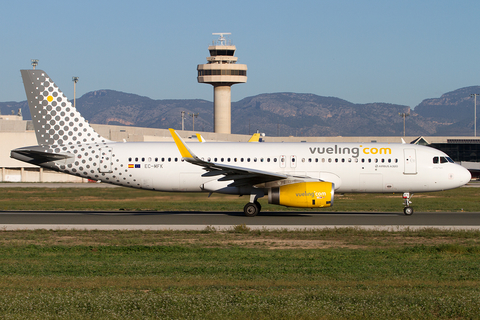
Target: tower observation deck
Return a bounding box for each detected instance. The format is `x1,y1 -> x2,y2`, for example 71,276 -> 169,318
197,33 -> 247,134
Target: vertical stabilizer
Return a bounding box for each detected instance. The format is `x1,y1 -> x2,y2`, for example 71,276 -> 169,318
21,69 -> 108,145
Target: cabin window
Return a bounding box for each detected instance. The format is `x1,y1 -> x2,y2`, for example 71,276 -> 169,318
135,157 -> 138,162
155,157 -> 158,162
227,158 -> 231,162
241,158 -> 244,162
221,158 -> 224,162
247,158 -> 251,162
440,157 -> 449,163
274,158 -> 277,162
128,157 -> 132,162
433,157 -> 439,164
254,158 -> 257,162
328,158 -> 332,163
267,158 -> 270,162
322,158 -> 325,163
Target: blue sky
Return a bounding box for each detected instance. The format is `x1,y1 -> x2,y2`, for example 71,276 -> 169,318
2,0 -> 480,108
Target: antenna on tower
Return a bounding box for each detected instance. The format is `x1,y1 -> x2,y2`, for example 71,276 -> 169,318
212,33 -> 231,46
31,59 -> 39,69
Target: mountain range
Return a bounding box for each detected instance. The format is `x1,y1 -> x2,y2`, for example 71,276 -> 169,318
2,86 -> 480,137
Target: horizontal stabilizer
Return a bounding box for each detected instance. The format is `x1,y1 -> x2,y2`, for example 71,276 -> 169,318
11,147 -> 73,165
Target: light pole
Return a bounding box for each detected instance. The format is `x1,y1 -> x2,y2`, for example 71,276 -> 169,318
31,59 -> 39,69
471,94 -> 479,137
181,111 -> 185,130
72,77 -> 79,109
189,113 -> 199,131
399,112 -> 410,137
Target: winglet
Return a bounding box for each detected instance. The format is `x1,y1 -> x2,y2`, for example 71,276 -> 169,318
248,133 -> 261,142
169,128 -> 195,159
196,133 -> 206,143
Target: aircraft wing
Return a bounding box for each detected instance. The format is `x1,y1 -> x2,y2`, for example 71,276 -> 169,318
169,129 -> 287,186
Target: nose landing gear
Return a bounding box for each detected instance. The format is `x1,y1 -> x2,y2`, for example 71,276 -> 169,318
403,192 -> 414,215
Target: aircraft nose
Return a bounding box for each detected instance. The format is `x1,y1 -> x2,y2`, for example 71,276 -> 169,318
456,165 -> 472,186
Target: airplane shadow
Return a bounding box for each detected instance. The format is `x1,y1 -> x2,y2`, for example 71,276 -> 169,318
0,210 -> 404,217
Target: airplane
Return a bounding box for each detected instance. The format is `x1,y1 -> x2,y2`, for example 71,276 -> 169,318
11,69 -> 471,217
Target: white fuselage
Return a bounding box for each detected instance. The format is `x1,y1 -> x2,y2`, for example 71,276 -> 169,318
73,141 -> 470,194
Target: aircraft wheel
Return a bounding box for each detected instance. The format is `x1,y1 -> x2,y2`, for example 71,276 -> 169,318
244,202 -> 260,217
403,206 -> 414,216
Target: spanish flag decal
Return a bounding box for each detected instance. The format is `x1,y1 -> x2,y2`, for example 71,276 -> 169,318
128,164 -> 134,168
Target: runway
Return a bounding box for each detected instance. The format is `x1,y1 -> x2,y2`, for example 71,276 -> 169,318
1,210 -> 480,230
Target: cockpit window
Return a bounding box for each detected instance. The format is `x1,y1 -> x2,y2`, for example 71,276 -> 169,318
434,156 -> 453,164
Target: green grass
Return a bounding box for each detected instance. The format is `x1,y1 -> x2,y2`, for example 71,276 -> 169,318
0,185 -> 480,318
0,186 -> 479,212
0,229 -> 480,319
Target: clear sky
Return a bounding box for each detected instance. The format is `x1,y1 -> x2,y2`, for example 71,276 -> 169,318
2,0 -> 480,108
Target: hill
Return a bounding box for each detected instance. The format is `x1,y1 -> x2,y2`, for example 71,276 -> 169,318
1,87 -> 479,136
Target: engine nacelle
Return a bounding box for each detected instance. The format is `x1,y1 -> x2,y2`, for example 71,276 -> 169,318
268,182 -> 334,208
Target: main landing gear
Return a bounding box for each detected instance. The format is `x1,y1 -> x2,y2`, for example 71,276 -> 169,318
243,192 -> 263,217
244,201 -> 261,217
402,192 -> 414,215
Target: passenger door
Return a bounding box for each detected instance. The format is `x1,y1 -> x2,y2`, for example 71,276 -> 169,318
403,148 -> 417,175
99,147 -> 113,173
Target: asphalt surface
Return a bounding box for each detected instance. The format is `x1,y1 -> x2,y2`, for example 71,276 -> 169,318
1,183 -> 479,230
1,210 -> 479,230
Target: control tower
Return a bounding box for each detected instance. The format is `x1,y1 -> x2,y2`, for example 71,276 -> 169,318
197,33 -> 247,134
